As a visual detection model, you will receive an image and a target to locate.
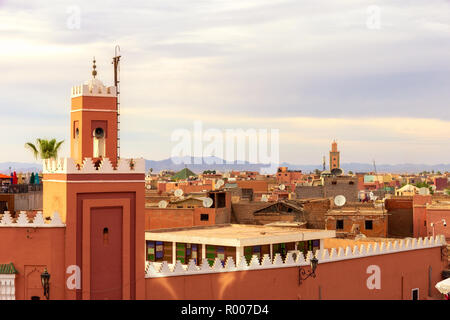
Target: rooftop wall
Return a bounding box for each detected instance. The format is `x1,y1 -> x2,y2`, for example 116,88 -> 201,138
145,235 -> 447,300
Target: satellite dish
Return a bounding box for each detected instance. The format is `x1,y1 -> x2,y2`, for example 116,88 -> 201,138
279,184 -> 285,191
261,194 -> 269,202
158,200 -> 168,208
216,179 -> 225,188
174,189 -> 184,197
334,195 -> 346,207
146,185 -> 151,190
330,168 -> 343,176
203,197 -> 214,208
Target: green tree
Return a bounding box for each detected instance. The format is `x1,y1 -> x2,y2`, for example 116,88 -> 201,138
25,138 -> 64,160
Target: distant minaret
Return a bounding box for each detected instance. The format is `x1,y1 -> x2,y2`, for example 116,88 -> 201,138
329,140 -> 340,170
322,156 -> 326,171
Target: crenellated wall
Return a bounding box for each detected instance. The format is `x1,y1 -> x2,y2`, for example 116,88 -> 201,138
42,157 -> 145,174
145,235 -> 447,300
145,235 -> 446,278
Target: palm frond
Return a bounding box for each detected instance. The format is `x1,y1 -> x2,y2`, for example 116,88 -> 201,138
25,142 -> 39,159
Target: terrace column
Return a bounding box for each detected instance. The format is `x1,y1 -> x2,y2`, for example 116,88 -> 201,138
236,246 -> 244,265
202,244 -> 206,260
172,242 -> 176,265
270,244 -> 273,259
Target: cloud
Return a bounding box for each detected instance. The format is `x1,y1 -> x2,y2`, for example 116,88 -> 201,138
0,0 -> 449,164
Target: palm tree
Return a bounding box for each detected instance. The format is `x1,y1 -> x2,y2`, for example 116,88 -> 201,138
25,138 -> 64,160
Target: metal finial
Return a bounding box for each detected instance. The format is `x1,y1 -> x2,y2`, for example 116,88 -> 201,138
92,57 -> 97,78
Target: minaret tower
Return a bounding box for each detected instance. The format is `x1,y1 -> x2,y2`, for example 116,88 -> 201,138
43,56 -> 145,300
329,140 -> 340,170
70,58 -> 118,167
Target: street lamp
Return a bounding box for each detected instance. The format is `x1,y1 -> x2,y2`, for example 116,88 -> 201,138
40,268 -> 50,300
430,219 -> 447,238
299,256 -> 319,285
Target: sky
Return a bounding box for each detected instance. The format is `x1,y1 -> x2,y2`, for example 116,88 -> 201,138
1,0 -> 450,165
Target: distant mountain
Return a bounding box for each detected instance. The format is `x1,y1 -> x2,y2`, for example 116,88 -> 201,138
0,162 -> 42,174
1,158 -> 449,174
145,157 -> 450,174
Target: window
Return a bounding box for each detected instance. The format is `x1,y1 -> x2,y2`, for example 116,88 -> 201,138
146,241 -> 164,262
411,288 -> 419,300
103,227 -> 109,245
332,181 -> 337,185
336,220 -> 344,230
200,214 -> 209,221
365,220 -> 373,230
349,181 -> 354,185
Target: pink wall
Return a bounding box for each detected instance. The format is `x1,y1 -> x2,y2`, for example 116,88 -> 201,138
0,227 -> 66,300
427,209 -> 450,241
413,195 -> 431,238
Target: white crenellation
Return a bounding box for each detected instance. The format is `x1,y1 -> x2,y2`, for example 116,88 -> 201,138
224,257 -> 236,270
237,256 -> 249,269
80,158 -> 96,173
16,211 -> 29,225
42,157 -> 146,174
0,211 -> 64,228
273,254 -> 283,266
99,158 -> 115,173
249,255 -> 261,269
200,259 -> 212,272
261,254 -> 272,267
32,212 -> 45,225
212,258 -> 224,271
173,261 -> 185,274
0,212 -> 13,225
187,259 -> 199,272
71,81 -> 117,98
145,236 -> 447,278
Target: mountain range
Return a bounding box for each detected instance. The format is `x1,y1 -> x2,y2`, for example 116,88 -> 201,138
2,157 -> 449,174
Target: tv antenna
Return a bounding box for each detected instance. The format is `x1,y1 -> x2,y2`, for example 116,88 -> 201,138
373,159 -> 385,213
112,45 -> 121,160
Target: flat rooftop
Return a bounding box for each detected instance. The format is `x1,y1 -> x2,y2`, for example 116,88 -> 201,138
145,224 -> 335,247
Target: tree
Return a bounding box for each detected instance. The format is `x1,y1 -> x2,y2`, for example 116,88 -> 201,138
25,138 -> 64,160
348,170 -> 353,175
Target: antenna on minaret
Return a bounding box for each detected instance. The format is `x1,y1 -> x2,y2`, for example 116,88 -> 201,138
112,46 -> 121,160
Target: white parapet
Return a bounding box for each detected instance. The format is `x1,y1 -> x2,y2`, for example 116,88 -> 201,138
71,79 -> 117,98
145,235 -> 447,278
43,157 -> 145,174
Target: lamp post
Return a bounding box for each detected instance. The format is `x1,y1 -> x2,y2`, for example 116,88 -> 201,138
40,268 -> 50,300
299,256 -> 319,285
430,219 -> 447,238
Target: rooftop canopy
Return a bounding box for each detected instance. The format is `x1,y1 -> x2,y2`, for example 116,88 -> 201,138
145,224 -> 335,247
